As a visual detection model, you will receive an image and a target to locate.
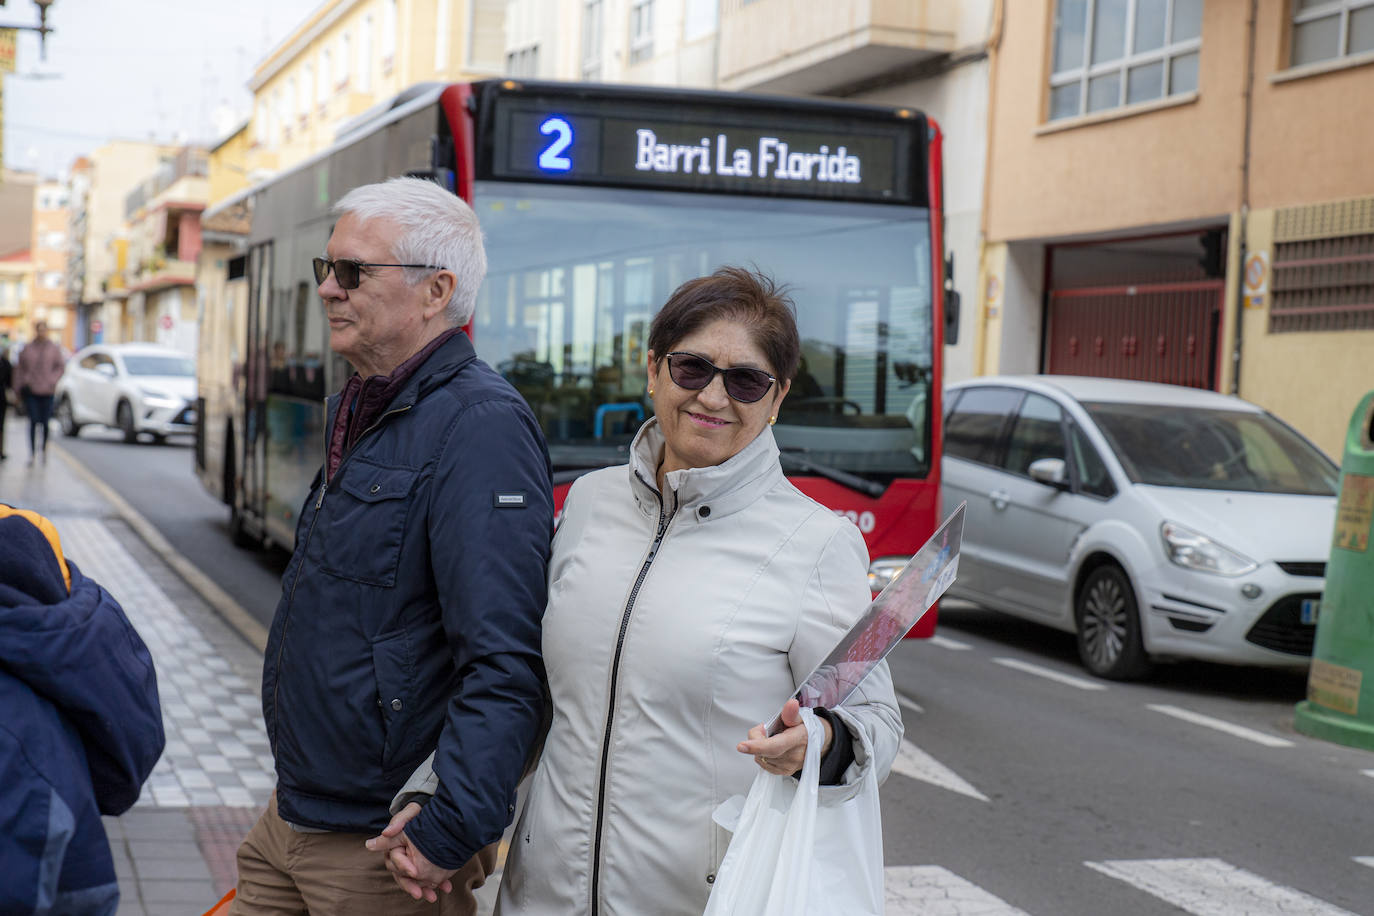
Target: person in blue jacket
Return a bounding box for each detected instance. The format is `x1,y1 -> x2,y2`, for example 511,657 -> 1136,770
230,177 -> 553,914
0,505 -> 165,916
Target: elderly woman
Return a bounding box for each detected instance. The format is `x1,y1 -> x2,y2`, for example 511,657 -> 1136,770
492,266 -> 902,914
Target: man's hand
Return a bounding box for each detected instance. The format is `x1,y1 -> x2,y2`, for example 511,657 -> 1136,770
736,698 -> 833,775
365,802 -> 457,902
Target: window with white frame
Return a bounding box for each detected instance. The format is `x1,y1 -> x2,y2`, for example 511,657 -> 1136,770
1290,0 -> 1374,66
287,77 -> 298,126
505,44 -> 539,77
1048,0 -> 1202,121
255,100 -> 268,145
301,62 -> 313,120
630,0 -> 654,64
43,272 -> 64,290
42,231 -> 65,249
435,1 -> 450,70
582,0 -> 603,80
340,33 -> 352,87
359,14 -> 374,90
319,48 -> 332,104
382,0 -> 398,68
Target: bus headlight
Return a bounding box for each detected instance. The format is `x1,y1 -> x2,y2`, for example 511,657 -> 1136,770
868,556 -> 910,593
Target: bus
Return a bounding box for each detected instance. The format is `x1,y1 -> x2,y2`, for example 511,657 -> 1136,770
195,79 -> 954,633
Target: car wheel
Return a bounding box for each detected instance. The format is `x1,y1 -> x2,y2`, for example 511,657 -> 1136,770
57,396 -> 82,437
1075,565 -> 1151,680
116,400 -> 138,443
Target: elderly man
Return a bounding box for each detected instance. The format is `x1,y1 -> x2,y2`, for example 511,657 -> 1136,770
230,177 -> 553,915
13,320 -> 65,465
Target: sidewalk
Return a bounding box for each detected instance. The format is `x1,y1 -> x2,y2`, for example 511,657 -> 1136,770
0,417 -> 272,915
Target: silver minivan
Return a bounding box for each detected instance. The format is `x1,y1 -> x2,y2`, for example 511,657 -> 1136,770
941,376 -> 1339,679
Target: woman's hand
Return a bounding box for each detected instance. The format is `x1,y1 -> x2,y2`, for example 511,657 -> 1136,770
365,802 -> 455,902
737,699 -> 832,775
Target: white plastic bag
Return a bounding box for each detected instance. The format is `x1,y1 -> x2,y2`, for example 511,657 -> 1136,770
704,708 -> 884,916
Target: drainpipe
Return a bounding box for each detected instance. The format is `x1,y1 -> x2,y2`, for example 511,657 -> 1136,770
1231,0 -> 1258,395
975,0 -> 1005,378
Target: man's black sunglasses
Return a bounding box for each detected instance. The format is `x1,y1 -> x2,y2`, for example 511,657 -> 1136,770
665,352 -> 776,404
312,257 -> 446,290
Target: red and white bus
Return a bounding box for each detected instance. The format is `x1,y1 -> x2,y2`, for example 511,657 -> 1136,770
195,79 -> 954,633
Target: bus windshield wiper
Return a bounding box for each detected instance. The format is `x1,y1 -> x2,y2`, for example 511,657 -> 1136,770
778,449 -> 886,499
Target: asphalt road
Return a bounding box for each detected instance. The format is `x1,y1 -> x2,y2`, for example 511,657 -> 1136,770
56,426 -> 289,626
57,430 -> 1374,914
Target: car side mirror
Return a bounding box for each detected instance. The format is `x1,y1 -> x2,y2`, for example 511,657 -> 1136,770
1029,457 -> 1070,490
96,363 -> 116,378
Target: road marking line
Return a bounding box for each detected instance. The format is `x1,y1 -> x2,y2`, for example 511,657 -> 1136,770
1355,857 -> 1374,869
1085,858 -> 1357,915
1362,769 -> 1374,779
929,635 -> 973,651
992,657 -> 1107,691
1146,704 -> 1294,748
896,692 -> 924,716
886,865 -> 1030,914
890,739 -> 988,802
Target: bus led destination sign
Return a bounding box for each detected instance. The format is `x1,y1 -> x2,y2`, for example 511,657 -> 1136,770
492,102 -> 911,203
631,128 -> 865,186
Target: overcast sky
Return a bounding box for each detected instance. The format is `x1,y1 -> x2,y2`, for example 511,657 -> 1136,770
4,0 -> 324,178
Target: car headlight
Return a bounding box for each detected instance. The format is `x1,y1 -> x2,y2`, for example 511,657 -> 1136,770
868,556 -> 910,593
138,387 -> 180,405
1160,521 -> 1257,576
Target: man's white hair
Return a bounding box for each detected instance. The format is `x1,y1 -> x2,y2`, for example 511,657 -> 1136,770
333,176 -> 487,327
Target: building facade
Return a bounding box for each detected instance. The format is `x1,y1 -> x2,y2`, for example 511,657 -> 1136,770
109,147 -> 209,354
30,181 -> 71,348
68,142 -> 182,346
234,0 -> 507,191
980,0 -> 1374,457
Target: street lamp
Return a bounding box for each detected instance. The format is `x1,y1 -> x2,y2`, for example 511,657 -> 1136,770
0,0 -> 57,60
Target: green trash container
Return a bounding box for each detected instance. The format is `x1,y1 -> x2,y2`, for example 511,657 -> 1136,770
1295,390 -> 1374,750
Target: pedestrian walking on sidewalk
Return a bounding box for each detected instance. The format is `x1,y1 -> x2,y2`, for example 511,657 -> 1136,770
13,320 -> 65,466
0,505 -> 166,916
0,346 -> 12,460
229,177 -> 553,916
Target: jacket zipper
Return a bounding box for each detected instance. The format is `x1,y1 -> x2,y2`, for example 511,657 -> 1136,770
268,403 -> 414,740
589,476 -> 678,915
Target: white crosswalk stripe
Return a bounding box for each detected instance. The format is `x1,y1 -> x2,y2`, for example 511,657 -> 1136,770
889,739 -> 988,801
882,859 -> 1363,915
885,865 -> 1030,915
1084,858 -> 1358,915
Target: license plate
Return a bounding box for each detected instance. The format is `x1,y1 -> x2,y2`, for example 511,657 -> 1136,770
1301,598 -> 1321,625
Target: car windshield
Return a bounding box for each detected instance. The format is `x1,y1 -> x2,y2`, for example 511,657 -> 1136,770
1083,401 -> 1339,496
123,355 -> 194,377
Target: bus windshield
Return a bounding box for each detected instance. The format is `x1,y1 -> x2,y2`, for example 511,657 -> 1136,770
473,182 -> 934,481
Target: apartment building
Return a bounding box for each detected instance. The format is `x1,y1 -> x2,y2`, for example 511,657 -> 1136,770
30,181 -> 71,348
980,0 -> 1374,456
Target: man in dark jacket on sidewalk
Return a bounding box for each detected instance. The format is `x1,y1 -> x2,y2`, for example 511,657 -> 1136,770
230,177 -> 553,915
0,505 -> 166,916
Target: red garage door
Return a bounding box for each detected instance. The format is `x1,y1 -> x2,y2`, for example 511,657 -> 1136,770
1045,233 -> 1224,390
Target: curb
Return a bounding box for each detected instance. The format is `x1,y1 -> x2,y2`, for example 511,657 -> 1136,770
52,442 -> 269,653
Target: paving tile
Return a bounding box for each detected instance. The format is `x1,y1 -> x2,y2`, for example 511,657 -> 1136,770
127,840 -> 208,861
137,879 -> 219,904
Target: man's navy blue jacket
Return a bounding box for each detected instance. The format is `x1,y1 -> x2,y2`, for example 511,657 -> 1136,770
0,513 -> 165,916
263,331 -> 553,870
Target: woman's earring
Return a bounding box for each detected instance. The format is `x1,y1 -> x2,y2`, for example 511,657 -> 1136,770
769,415 -> 777,426
648,387 -> 654,396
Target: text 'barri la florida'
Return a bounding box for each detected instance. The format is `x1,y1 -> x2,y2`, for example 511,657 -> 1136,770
634,129 -> 862,183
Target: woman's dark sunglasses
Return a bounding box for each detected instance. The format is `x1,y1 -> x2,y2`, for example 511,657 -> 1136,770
312,257 -> 445,290
665,352 -> 776,404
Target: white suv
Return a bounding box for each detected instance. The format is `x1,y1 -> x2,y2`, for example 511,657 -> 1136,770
55,343 -> 197,443
941,376 -> 1338,679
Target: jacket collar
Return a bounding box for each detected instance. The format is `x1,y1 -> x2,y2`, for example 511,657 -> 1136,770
327,329 -> 476,421
627,417 -> 783,523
